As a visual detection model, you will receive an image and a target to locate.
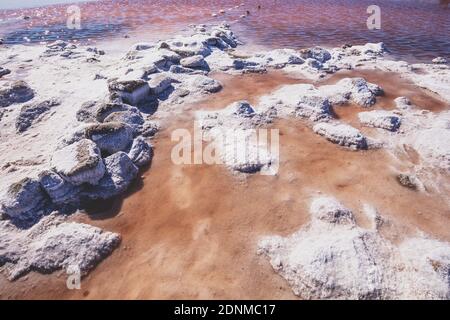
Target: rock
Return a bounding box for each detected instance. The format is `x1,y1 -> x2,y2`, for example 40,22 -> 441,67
127,137 -> 153,167
305,58 -> 323,69
432,57 -> 447,65
76,100 -> 101,123
86,47 -> 105,55
15,99 -> 60,132
394,96 -> 412,110
103,110 -> 145,129
300,47 -> 331,63
313,122 -> 368,150
310,196 -> 355,225
139,121 -> 160,137
38,170 -> 81,206
51,139 -> 106,186
130,42 -> 154,51
258,84 -> 332,121
358,110 -> 401,131
0,81 -> 35,108
180,55 -> 208,69
85,122 -> 134,154
163,34 -> 212,57
396,173 -> 420,190
1,214 -> 120,280
321,77 -> 383,107
0,178 -> 48,224
95,102 -> 135,122
0,67 -> 11,78
148,74 -> 175,95
108,79 -> 151,106
258,196 -> 450,299
169,65 -> 196,74
86,152 -> 138,200
226,101 -> 255,118
187,75 -> 222,93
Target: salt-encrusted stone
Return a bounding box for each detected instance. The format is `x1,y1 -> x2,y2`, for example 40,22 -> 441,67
180,55 -> 208,69
0,214 -> 120,280
0,81 -> 34,108
358,110 -> 401,131
0,178 -> 48,223
127,137 -> 153,167
38,170 -> 81,206
103,110 -> 145,129
258,196 -> 450,300
0,67 -> 11,78
321,77 -> 383,107
148,73 -> 175,95
300,47 -> 332,63
313,122 -> 368,150
108,79 -> 151,106
85,152 -> 138,200
76,100 -> 101,123
15,98 -> 60,132
85,122 -> 134,154
432,57 -> 447,65
51,139 -> 106,185
225,101 -> 255,118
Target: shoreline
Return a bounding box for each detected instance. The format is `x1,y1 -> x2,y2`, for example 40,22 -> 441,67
0,22 -> 449,299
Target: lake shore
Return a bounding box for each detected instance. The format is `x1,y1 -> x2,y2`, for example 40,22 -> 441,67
0,21 -> 449,299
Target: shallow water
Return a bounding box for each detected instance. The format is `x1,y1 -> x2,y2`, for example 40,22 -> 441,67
0,0 -> 449,61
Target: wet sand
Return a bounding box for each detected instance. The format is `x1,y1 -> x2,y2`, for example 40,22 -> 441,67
1,69 -> 449,300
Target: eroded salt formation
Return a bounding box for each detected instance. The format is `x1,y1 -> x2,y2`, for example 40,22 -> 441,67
258,196 -> 450,300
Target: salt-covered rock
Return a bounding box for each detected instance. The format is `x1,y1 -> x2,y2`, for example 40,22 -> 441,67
51,139 -> 106,185
139,121 -> 160,137
103,110 -> 145,129
186,75 -> 222,94
130,42 -> 155,51
15,98 -> 60,132
258,84 -> 332,121
38,170 -> 81,206
108,79 -> 151,106
0,67 -> 11,78
0,178 -> 48,224
310,196 -> 355,225
0,214 -> 120,280
76,100 -> 101,123
148,74 -> 175,95
299,47 -> 332,63
85,122 -> 134,154
320,77 -> 383,107
394,96 -> 413,110
358,110 -> 401,131
0,81 -> 34,108
95,102 -> 133,122
432,57 -> 447,65
225,101 -> 256,118
313,122 -> 368,150
127,137 -> 153,167
86,152 -> 138,200
258,196 -> 450,299
180,55 -> 208,69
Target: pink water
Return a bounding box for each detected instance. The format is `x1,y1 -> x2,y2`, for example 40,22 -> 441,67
0,0 -> 449,61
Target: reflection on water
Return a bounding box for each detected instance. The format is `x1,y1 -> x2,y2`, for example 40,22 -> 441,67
0,0 -> 449,61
